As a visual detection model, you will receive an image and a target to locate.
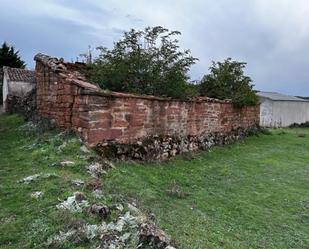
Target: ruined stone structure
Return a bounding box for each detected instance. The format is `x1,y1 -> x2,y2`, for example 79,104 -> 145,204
35,54 -> 260,160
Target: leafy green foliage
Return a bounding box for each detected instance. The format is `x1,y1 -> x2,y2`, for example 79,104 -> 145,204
0,42 -> 26,69
199,58 -> 258,107
89,26 -> 198,99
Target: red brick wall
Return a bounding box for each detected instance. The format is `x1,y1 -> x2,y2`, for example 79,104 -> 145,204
35,58 -> 260,147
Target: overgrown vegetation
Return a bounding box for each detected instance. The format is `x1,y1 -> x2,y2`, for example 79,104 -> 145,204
87,27 -> 258,106
89,26 -> 198,99
199,58 -> 258,107
289,121 -> 309,128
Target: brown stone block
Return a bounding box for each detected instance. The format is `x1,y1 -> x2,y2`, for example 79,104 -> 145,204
89,111 -> 112,121
89,120 -> 111,129
112,119 -> 129,128
72,117 -> 91,128
88,96 -> 110,105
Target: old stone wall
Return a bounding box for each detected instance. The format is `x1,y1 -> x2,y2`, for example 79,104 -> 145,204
35,54 -> 260,159
76,91 -> 259,146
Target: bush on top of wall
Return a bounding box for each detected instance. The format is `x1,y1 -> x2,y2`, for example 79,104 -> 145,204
85,26 -> 258,107
88,26 -> 198,99
199,58 -> 258,108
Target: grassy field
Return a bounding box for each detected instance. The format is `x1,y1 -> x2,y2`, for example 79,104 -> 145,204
1,114 -> 309,248
104,126 -> 309,248
0,115 -> 112,249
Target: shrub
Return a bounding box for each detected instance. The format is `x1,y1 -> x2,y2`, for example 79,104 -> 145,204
289,122 -> 309,128
199,58 -> 258,107
89,26 -> 198,99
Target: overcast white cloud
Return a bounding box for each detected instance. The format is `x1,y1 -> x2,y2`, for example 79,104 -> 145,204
1,0 -> 309,95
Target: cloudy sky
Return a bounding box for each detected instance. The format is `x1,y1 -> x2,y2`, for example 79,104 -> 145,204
1,0 -> 309,95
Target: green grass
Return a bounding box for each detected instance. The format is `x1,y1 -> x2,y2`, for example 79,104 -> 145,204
1,114 -> 309,249
0,115 -> 107,249
103,129 -> 309,248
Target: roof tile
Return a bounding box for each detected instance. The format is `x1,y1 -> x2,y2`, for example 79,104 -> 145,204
3,67 -> 36,84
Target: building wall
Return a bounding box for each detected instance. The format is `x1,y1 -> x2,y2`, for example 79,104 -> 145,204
35,55 -> 260,159
259,98 -> 309,127
2,71 -> 36,112
2,74 -> 8,110
259,97 -> 273,127
8,81 -> 36,97
272,101 -> 309,127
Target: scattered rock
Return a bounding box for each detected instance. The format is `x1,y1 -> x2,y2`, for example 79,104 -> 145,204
111,203 -> 124,212
74,192 -> 87,202
89,204 -> 110,219
127,203 -> 140,215
57,142 -> 68,151
102,159 -> 115,169
30,191 -> 43,199
47,223 -> 107,246
84,224 -> 107,240
149,213 -> 156,222
86,162 -> 106,177
86,178 -> 102,191
18,173 -> 58,184
18,174 -> 41,184
56,192 -> 89,213
50,160 -> 75,167
60,160 -> 75,166
92,189 -> 105,199
80,145 -> 90,153
47,230 -> 76,246
96,126 -> 260,161
106,211 -> 138,232
139,221 -> 172,249
42,173 -> 58,179
49,201 -> 176,249
72,179 -> 84,187
127,203 -> 147,223
119,232 -> 131,242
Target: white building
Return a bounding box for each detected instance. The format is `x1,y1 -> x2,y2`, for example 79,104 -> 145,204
2,67 -> 36,112
257,91 -> 309,127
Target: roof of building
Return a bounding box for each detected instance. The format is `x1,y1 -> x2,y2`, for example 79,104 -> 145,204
257,91 -> 309,102
297,96 -> 309,100
3,66 -> 36,84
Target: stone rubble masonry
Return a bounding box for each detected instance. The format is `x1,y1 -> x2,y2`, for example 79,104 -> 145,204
34,53 -> 260,156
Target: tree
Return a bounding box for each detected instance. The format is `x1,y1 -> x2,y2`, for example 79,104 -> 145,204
89,26 -> 198,98
0,42 -> 26,68
199,58 -> 258,107
0,42 -> 26,103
